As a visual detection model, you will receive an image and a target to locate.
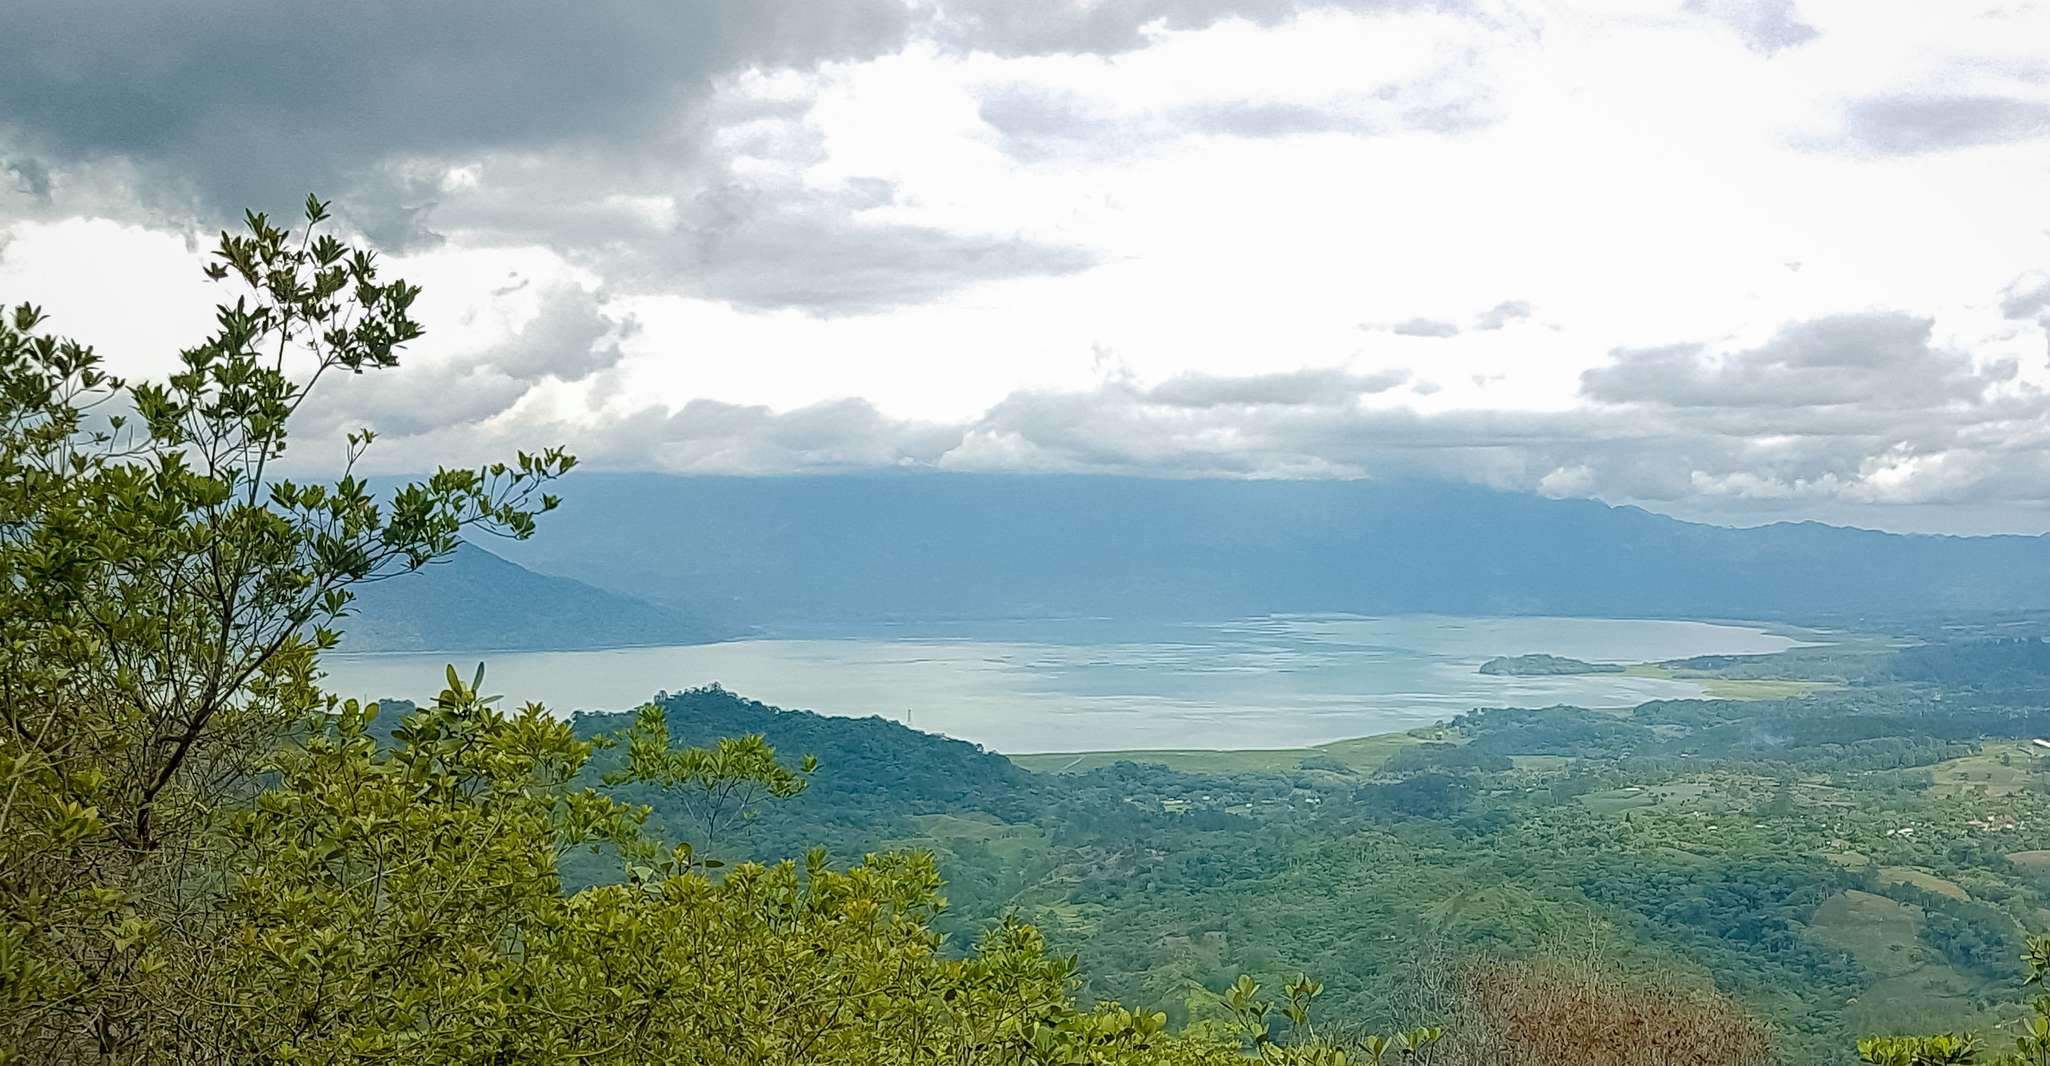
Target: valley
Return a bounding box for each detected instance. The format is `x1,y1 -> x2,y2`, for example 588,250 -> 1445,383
14,7 -> 2050,1062
540,630 -> 2050,1064
333,596 -> 2050,1063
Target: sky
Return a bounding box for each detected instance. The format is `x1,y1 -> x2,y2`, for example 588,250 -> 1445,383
4,1 -> 2050,534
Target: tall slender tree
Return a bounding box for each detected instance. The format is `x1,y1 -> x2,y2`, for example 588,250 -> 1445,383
0,199 -> 571,1060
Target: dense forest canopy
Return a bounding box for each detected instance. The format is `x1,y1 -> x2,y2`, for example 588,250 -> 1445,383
8,2 -> 2050,1063
11,204 -> 2050,1066
557,648 -> 2050,1064
0,206 -> 1468,1065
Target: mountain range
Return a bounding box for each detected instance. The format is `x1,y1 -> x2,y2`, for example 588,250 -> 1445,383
339,541 -> 728,652
431,473 -> 2050,636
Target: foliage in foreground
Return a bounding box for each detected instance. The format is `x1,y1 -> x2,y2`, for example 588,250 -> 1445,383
0,201 -> 570,1062
0,200 -> 1406,1064
1434,956 -> 1774,1066
214,673 -> 1243,1065
0,194 -> 2000,1065
1859,937 -> 2050,1065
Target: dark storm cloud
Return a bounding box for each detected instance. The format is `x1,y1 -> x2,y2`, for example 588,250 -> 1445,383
554,306 -> 2049,506
980,88 -> 1362,161
1473,300 -> 1531,330
954,379 -> 1669,482
2002,274 -> 2050,322
0,0 -> 1479,217
588,397 -> 967,472
0,0 -> 911,218
347,151 -> 1097,313
932,0 -> 1297,56
1580,313 -> 1990,409
1185,94 -> 1494,138
978,62 -> 1493,162
1555,312 -> 2050,506
488,287 -> 638,382
1682,0 -> 1819,54
928,0 -> 1469,57
1144,367 -> 1408,407
1376,300 -> 1531,338
973,89 -> 1129,162
4,158 -> 50,201
312,365 -> 533,439
933,340 -> 2050,504
341,296 -> 2050,513
1183,101 -> 1365,137
1391,317 -> 1462,337
0,0 -> 1469,314
299,284 -> 635,438
1834,94 -> 2050,155
667,183 -> 1097,313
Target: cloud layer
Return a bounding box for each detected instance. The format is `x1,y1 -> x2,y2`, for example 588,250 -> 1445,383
7,1 -> 2050,532
324,300 -> 2050,535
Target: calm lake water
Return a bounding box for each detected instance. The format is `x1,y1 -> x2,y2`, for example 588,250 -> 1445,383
322,615 -> 1809,754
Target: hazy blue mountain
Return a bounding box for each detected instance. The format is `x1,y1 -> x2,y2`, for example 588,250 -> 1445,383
481,473 -> 2050,628
339,541 -> 733,652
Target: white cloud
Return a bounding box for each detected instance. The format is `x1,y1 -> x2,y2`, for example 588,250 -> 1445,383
5,0 -> 2050,531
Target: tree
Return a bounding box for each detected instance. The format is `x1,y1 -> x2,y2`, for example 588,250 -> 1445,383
0,200 -> 1246,1066
1435,956 -> 1774,1066
600,702 -> 816,870
1859,936 -> 2050,1066
0,199 -> 571,1062
0,196 -> 1408,1066
192,670 -> 1256,1066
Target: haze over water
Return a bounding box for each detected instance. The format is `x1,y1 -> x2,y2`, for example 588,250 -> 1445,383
323,615 -> 1808,752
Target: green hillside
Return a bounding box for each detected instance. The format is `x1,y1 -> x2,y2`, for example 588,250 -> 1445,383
578,636 -> 2050,1063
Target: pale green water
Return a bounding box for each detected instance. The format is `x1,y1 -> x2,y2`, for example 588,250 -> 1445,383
322,615 -> 1809,753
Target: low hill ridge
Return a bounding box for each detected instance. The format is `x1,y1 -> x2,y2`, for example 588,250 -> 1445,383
483,473 -> 2050,626
341,541 -> 734,652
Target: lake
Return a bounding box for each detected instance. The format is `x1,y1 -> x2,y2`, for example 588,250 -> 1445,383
321,615 -> 1811,753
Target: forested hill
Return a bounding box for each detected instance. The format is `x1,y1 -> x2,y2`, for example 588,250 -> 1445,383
543,649 -> 2050,1063
486,473 -> 2050,626
593,685 -> 1045,824
340,542 -> 734,652
573,685 -> 1048,863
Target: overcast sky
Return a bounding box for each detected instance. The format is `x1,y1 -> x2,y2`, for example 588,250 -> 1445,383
4,1 -> 2050,533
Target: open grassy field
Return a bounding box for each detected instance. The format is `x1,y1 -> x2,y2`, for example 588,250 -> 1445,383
1928,742 -> 2048,797
1579,787 -> 1659,813
898,812 -> 1051,861
1807,889 -> 2018,1037
1011,728 -> 1435,774
1693,678 -> 1841,699
1577,779 -> 1716,814
1618,663 -> 1839,699
1877,866 -> 1970,900
1810,890 -> 1932,976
